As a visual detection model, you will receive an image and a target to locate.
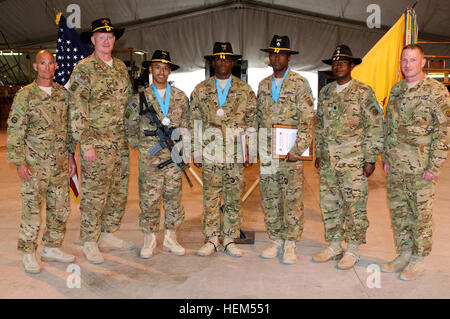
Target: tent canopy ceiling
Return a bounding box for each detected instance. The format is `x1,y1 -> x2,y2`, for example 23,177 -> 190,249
1,0 -> 449,72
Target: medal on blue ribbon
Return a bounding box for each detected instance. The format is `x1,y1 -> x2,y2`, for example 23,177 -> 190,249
271,68 -> 289,103
215,76 -> 232,117
152,83 -> 171,125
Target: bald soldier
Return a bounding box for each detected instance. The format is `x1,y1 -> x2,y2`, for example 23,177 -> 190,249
7,50 -> 77,273
68,18 -> 134,264
381,44 -> 449,281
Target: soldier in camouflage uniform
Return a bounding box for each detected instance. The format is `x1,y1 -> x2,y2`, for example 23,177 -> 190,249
7,50 -> 77,273
313,45 -> 383,270
381,44 -> 449,281
257,35 -> 315,264
189,42 -> 257,257
125,50 -> 188,258
68,18 -> 134,264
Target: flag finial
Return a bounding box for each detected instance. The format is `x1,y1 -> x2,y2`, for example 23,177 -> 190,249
55,12 -> 62,25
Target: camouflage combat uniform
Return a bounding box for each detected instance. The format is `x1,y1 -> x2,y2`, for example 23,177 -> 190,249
68,54 -> 132,242
189,75 -> 257,239
125,85 -> 188,233
383,77 -> 448,257
315,79 -> 383,245
7,82 -> 74,253
257,70 -> 314,242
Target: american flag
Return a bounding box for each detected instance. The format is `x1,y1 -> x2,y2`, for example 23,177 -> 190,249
54,13 -> 93,202
54,13 -> 93,86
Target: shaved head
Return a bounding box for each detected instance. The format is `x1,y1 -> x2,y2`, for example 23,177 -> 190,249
35,49 -> 55,63
33,49 -> 57,85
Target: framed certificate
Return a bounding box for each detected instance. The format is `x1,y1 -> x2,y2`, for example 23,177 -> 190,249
272,124 -> 313,161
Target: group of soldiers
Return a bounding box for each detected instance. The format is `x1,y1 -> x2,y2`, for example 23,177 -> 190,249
7,18 -> 449,282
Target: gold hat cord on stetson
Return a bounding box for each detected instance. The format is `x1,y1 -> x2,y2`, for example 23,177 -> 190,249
151,59 -> 172,64
92,25 -> 114,32
268,47 -> 292,53
212,52 -> 233,59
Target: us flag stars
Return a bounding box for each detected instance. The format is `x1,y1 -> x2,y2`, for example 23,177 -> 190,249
54,14 -> 93,86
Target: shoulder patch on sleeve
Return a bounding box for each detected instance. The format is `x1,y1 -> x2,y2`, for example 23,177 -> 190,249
368,103 -> 381,116
69,81 -> 80,93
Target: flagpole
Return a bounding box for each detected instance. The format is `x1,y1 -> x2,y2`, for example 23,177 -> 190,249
411,0 -> 419,9
242,179 -> 259,203
188,167 -> 203,186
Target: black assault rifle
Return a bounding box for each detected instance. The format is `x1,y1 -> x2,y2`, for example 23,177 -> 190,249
139,92 -> 193,187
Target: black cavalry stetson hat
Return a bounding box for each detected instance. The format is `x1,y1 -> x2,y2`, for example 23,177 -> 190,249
142,50 -> 180,71
204,42 -> 242,61
260,35 -> 299,55
80,18 -> 125,44
322,44 -> 362,65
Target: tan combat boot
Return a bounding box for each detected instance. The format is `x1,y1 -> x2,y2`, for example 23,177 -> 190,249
282,240 -> 297,264
23,253 -> 41,274
163,229 -> 185,256
399,255 -> 426,281
98,232 -> 135,252
196,236 -> 219,257
41,247 -> 75,263
83,241 -> 104,264
223,236 -> 243,258
312,241 -> 343,263
380,250 -> 412,273
140,232 -> 157,259
260,238 -> 284,259
337,244 -> 359,270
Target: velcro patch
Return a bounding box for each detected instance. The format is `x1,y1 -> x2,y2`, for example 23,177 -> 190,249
69,81 -> 80,93
370,104 -> 380,116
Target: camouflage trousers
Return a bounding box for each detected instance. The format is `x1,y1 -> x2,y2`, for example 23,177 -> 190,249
18,162 -> 70,253
138,154 -> 185,233
319,165 -> 369,245
79,146 -> 129,242
260,161 -> 305,241
202,163 -> 245,239
387,171 -> 435,257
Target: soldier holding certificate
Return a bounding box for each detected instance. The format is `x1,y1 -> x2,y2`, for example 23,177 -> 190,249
257,35 -> 314,264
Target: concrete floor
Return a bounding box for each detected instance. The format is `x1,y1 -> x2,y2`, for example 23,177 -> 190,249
1,130 -> 449,299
